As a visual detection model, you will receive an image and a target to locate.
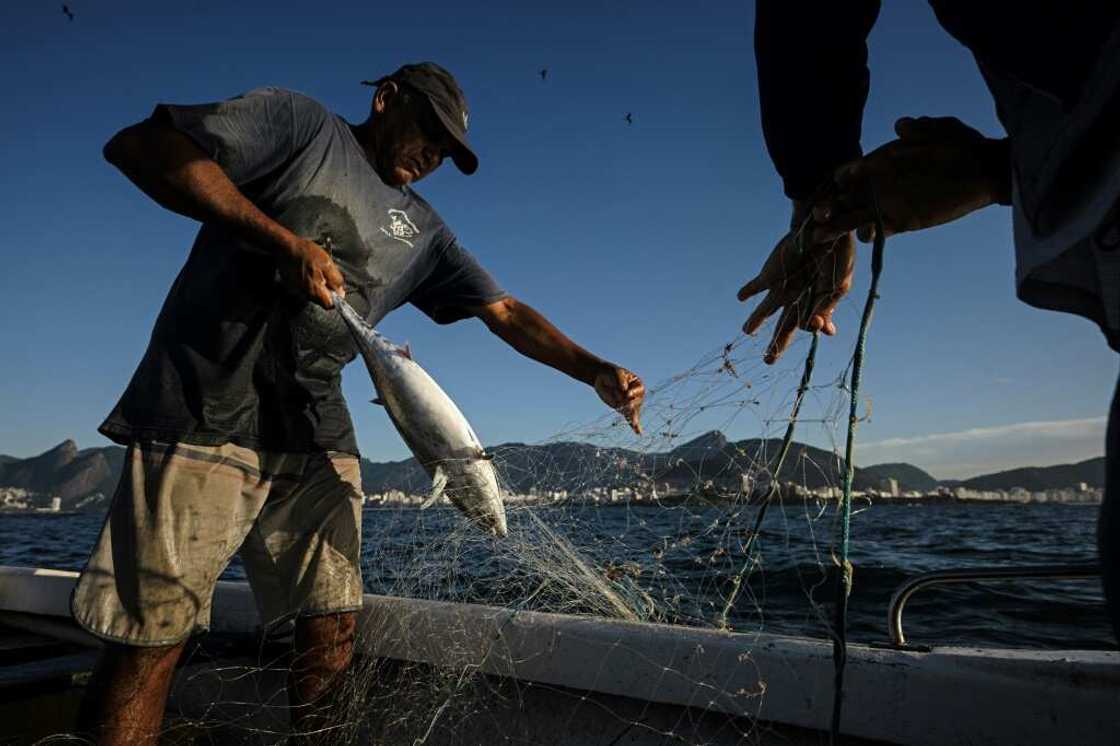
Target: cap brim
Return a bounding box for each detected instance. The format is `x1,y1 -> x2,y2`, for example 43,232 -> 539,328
451,145 -> 478,176
430,102 -> 478,175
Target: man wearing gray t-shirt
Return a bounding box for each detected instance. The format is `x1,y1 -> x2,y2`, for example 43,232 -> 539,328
75,62 -> 645,744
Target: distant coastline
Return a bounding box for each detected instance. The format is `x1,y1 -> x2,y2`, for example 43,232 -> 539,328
359,482 -> 1103,509
0,433 -> 1105,514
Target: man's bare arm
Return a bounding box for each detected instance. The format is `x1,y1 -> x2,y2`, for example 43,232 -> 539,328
103,118 -> 343,307
471,297 -> 644,433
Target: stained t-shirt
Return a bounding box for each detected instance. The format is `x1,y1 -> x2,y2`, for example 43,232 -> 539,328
99,88 -> 507,455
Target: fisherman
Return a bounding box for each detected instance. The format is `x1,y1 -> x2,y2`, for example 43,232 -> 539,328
75,62 -> 645,744
739,2 -> 1120,642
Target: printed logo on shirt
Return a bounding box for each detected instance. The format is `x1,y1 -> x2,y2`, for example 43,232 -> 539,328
380,209 -> 420,248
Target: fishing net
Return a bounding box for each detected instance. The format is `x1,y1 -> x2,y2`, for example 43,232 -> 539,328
35,296 -> 881,745
359,331 -> 855,629
272,324 -> 867,745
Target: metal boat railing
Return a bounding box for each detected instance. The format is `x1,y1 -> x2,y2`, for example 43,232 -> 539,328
888,563 -> 1102,647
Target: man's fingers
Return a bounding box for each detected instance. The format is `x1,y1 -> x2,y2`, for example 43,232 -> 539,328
807,293 -> 842,335
741,232 -> 802,302
627,381 -> 645,435
895,116 -> 942,142
627,400 -> 643,435
312,280 -> 334,309
319,254 -> 346,299
895,115 -> 977,143
326,266 -> 345,295
614,372 -> 644,435
737,275 -> 765,302
764,305 -> 801,365
744,291 -> 781,335
805,309 -> 838,335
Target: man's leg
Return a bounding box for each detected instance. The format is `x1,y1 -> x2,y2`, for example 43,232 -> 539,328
71,442 -> 274,741
77,641 -> 187,745
1100,373 -> 1120,645
289,612 -> 357,733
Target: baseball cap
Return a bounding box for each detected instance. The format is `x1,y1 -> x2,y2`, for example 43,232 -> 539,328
361,62 -> 478,175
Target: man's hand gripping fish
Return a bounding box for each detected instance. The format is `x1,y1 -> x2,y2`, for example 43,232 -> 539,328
334,294 -> 508,537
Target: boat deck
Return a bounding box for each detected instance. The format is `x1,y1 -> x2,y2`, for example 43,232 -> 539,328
1,566 -> 1117,745
0,613 -> 877,745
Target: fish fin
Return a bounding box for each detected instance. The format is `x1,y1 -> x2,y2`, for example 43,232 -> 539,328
420,466 -> 448,509
398,342 -> 413,360
370,397 -> 385,406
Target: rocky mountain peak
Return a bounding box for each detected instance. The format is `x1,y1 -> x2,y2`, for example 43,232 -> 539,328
670,430 -> 729,457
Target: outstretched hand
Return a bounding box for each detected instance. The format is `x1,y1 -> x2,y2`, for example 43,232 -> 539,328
594,366 -> 645,435
738,201 -> 856,365
739,116 -> 1007,365
811,116 -> 1008,244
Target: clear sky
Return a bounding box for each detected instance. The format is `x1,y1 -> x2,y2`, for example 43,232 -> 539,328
0,1 -> 1115,479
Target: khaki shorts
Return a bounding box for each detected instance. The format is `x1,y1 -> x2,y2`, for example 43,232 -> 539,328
72,441 -> 364,646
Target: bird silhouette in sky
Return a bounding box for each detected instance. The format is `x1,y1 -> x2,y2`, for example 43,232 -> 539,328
61,4 -> 75,21
624,112 -> 633,126
539,68 -> 548,82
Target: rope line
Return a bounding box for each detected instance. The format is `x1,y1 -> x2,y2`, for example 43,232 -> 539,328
830,193 -> 886,743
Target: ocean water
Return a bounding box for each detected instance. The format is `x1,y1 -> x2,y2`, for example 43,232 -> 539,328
0,502 -> 1112,650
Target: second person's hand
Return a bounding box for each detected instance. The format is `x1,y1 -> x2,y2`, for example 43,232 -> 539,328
811,116 -> 1010,244
738,200 -> 856,364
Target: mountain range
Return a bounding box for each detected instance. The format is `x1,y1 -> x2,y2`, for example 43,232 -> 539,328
0,433 -> 1104,511
955,458 -> 1105,492
0,440 -> 124,509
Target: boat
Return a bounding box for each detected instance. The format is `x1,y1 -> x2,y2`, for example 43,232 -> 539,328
0,564 -> 1116,744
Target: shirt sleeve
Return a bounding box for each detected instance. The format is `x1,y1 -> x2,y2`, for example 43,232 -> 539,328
408,229 -> 509,325
151,87 -> 329,186
755,0 -> 881,201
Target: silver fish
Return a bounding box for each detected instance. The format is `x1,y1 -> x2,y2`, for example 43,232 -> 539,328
334,295 -> 508,537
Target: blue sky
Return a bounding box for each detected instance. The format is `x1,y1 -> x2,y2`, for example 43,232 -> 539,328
0,1 -> 1114,479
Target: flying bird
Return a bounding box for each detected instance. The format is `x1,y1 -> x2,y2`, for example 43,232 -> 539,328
624,112 -> 633,125
61,4 -> 74,20
539,68 -> 548,81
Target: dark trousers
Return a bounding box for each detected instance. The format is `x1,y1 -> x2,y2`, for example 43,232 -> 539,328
1102,372 -> 1120,645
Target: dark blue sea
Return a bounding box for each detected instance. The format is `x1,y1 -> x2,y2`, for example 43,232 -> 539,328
0,502 -> 1112,650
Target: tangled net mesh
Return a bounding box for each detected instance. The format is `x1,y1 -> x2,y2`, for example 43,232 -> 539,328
39,329 -> 871,746
321,332 -> 861,745
364,331 -> 857,623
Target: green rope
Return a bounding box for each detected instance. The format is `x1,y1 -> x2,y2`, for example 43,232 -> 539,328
718,332 -> 819,630
830,196 -> 886,743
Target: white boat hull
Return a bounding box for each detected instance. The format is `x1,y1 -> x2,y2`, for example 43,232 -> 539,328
1,565 -> 1116,745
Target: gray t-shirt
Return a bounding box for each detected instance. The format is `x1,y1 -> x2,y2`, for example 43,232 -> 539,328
100,87 -> 507,455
